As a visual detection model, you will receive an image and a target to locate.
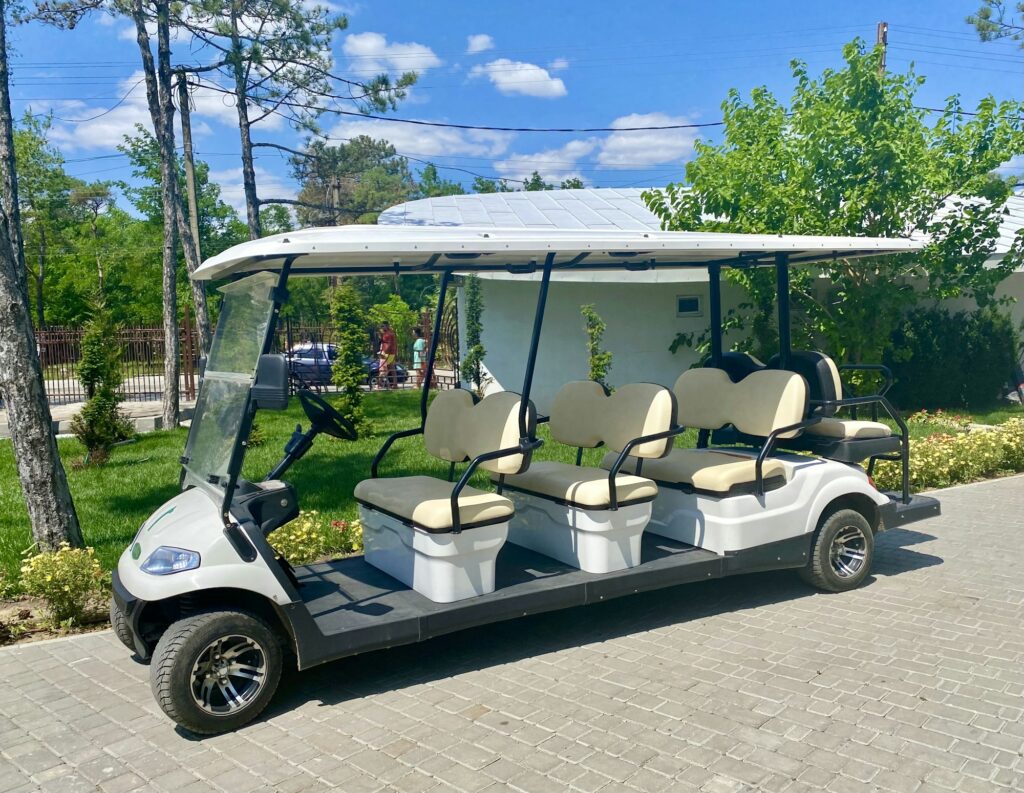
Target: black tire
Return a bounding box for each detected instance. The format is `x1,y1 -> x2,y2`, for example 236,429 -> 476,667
150,610 -> 283,735
799,508 -> 875,592
109,598 -> 136,652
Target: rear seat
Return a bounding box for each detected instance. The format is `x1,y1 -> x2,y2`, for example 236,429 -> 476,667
498,380 -> 676,574
601,368 -> 807,497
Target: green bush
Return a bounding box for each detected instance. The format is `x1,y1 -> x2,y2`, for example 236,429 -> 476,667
20,544 -> 107,626
874,418 -> 1024,491
886,307 -> 1019,410
581,303 -> 613,389
330,283 -> 369,431
70,392 -> 134,464
268,511 -> 363,565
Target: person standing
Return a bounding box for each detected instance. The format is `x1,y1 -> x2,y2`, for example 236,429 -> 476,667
412,327 -> 426,386
378,321 -> 398,389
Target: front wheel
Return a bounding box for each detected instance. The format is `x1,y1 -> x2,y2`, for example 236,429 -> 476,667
150,610 -> 283,734
799,508 -> 874,592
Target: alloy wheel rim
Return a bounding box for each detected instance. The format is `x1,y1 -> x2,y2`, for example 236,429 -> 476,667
829,525 -> 868,578
189,634 -> 267,716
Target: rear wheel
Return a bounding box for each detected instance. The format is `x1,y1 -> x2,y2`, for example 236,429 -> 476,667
800,508 -> 874,592
150,610 -> 283,734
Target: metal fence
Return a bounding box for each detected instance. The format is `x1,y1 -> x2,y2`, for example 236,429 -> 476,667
30,307 -> 459,406
36,325 -> 200,406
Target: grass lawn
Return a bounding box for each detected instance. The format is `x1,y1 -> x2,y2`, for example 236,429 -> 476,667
1,389 -> 1020,582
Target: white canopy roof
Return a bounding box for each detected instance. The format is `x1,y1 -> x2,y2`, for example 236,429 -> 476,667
193,224 -> 922,281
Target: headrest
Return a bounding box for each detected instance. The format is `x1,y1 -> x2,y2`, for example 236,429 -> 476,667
706,351 -> 765,383
673,368 -> 808,438
549,381 -> 676,458
766,351 -> 842,417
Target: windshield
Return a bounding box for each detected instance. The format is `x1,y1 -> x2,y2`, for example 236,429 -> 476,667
181,272 -> 278,497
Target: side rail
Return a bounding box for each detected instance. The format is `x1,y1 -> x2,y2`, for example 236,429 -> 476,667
606,427 -> 686,510
813,393 -> 911,504
370,427 -> 424,478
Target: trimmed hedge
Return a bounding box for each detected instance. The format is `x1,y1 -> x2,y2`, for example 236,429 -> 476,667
886,307 -> 1019,410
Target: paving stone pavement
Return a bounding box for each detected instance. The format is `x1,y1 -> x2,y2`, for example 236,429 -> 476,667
2,476 -> 1023,793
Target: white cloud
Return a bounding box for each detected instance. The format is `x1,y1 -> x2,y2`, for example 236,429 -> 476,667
209,166 -> 296,216
342,32 -> 441,75
495,139 -> 597,184
548,58 -> 569,71
597,112 -> 697,168
466,34 -> 494,54
469,59 -> 567,98
327,117 -> 513,159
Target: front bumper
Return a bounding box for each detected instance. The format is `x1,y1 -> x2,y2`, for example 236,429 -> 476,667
879,493 -> 941,530
111,569 -> 151,660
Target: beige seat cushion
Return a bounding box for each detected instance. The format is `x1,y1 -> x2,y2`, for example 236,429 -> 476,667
354,475 -> 513,532
673,368 -> 808,439
600,448 -> 787,497
499,461 -> 658,509
805,418 -> 891,439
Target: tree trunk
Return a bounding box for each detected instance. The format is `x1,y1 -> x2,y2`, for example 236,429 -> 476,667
230,2 -> 261,240
131,0 -> 179,427
174,73 -> 212,357
0,2 -> 82,550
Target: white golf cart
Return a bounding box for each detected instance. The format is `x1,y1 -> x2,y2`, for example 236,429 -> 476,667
110,226 -> 940,734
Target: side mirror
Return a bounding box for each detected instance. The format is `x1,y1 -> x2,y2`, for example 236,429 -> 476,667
252,354 -> 289,410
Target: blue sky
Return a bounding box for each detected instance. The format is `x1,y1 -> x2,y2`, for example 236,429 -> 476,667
6,0 -> 1023,216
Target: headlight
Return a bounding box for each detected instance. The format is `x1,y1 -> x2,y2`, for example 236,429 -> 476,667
141,547 -> 200,575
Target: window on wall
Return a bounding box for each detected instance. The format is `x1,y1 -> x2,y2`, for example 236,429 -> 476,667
676,295 -> 703,317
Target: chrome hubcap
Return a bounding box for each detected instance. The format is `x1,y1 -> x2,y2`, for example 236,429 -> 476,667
830,526 -> 868,578
190,635 -> 266,716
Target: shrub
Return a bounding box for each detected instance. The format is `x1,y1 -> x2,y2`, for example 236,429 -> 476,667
368,294 -> 418,363
20,544 -> 107,626
906,409 -> 971,432
268,511 -> 362,565
330,283 -> 369,431
460,274 -> 489,395
887,307 -> 1019,410
581,303 -> 613,389
874,420 -> 1024,491
70,392 -> 134,464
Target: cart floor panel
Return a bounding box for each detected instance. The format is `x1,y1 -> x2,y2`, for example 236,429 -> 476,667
294,535 -> 721,655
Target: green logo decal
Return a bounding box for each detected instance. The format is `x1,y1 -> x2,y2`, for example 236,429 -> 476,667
131,543 -> 141,560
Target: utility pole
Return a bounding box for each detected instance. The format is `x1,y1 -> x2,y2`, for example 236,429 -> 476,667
876,21 -> 888,76
176,73 -> 202,263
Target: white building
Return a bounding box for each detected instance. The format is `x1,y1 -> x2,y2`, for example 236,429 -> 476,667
380,189 -> 1024,412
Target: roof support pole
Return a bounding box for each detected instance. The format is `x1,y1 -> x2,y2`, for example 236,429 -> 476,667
708,262 -> 723,367
519,253 -> 555,437
775,252 -> 792,368
419,270 -> 452,424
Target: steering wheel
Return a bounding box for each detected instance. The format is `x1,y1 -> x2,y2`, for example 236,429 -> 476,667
297,390 -> 358,441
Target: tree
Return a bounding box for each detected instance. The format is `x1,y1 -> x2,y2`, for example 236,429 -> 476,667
968,1 -> 1024,46
417,164 -> 465,198
560,177 -> 585,189
15,112 -> 77,328
460,274 -> 487,394
472,176 -> 513,194
644,41 -> 1024,364
290,136 -> 416,226
0,0 -> 83,549
329,282 -> 368,429
176,1 -> 413,239
523,171 -> 551,192
581,303 -> 613,389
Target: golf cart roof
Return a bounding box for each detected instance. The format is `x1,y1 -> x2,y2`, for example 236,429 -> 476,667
193,225 -> 922,281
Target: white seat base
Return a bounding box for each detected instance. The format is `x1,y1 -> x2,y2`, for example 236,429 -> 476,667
504,491 -> 652,574
360,506 -> 508,603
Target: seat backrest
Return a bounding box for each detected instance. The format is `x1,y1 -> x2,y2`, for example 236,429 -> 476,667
673,368 -> 808,439
423,389 -> 534,475
549,381 -> 676,459
766,350 -> 842,417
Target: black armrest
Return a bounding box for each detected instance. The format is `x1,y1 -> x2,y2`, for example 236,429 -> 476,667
536,415 -> 550,424
370,427 -> 424,478
606,426 -> 685,510
754,417 -> 822,497
836,363 -> 894,396
449,438 -> 544,533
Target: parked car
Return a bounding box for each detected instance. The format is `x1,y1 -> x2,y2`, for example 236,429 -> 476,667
287,343 -> 408,387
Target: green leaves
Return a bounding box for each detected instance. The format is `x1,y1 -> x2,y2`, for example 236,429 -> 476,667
644,38 -> 1024,364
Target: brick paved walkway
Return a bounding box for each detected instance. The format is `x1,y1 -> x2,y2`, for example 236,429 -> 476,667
2,476 -> 1023,793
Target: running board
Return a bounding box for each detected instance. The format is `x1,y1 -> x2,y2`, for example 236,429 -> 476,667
879,492 -> 941,529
